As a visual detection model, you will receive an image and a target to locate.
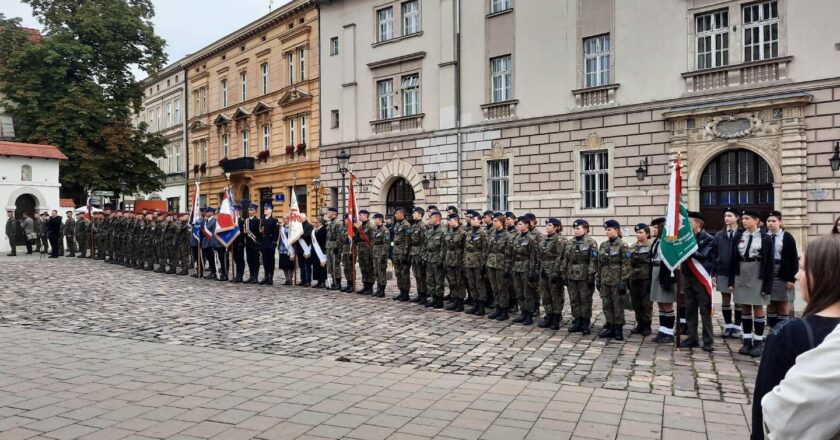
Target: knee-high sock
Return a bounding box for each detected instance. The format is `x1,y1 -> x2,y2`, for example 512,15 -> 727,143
660,312 -> 675,335
742,313 -> 754,341
767,313 -> 779,329
722,304 -> 733,326
754,316 -> 766,342
734,308 -> 743,327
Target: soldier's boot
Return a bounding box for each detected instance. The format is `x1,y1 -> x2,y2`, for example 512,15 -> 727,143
364,283 -> 374,295
538,313 -> 552,328
508,304 -> 519,314
356,283 -> 368,294
331,279 -> 341,290
512,309 -> 527,324
374,285 -> 386,298
581,320 -> 592,336
423,296 -> 435,308
166,265 -> 177,275
465,300 -> 481,315
613,325 -> 624,341
642,322 -> 653,336
178,267 -> 189,276
432,297 -> 445,309
410,292 -> 425,303
445,297 -> 458,311
154,263 -> 165,273
464,296 -> 474,306
495,310 -> 509,321
598,324 -> 615,339
550,314 -> 561,331
392,290 -> 403,300
342,284 -> 354,293
486,305 -> 501,319
471,301 -> 485,316
630,322 -> 643,335
398,290 -> 411,302
145,262 -> 155,271
568,318 -> 583,333
454,298 -> 464,312
521,311 -> 533,326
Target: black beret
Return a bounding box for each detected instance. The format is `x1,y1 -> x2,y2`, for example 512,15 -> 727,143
327,207 -> 338,213
413,206 -> 425,214
505,211 -> 515,219
724,206 -> 740,216
634,223 -> 649,232
394,207 -> 406,214
766,210 -> 782,220
493,211 -> 502,217
205,207 -> 216,213
525,213 -> 536,221
573,219 -> 589,228
482,210 -> 494,217
446,205 -> 458,213
688,211 -> 705,221
373,213 -> 384,220
467,210 -> 481,218
604,219 -> 620,229
430,211 -> 442,217
427,204 -> 438,211
517,216 -> 529,223
447,213 -> 460,220
359,209 -> 369,215
546,217 -> 562,226
650,217 -> 666,226
742,209 -> 761,220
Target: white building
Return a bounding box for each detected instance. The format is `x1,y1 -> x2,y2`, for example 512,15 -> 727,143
0,140 -> 68,253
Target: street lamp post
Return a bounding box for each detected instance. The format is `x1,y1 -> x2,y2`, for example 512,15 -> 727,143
312,176 -> 321,215
117,178 -> 127,210
337,149 -> 350,215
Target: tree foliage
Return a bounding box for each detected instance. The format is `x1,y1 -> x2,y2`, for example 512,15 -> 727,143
0,1 -> 169,203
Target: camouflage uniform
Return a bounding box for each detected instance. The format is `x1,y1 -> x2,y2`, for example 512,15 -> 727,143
356,220 -> 375,290
166,218 -> 180,273
463,225 -> 489,304
341,228 -> 354,291
486,227 -> 513,314
391,218 -> 412,299
511,230 -> 540,321
444,225 -> 467,310
423,223 -> 447,306
629,239 -> 654,331
325,216 -> 343,288
132,218 -> 144,268
538,231 -> 568,325
409,219 -> 427,299
597,237 -> 632,328
64,216 -> 76,257
74,217 -> 89,257
563,234 -> 600,329
93,217 -> 105,259
144,217 -> 156,270
102,215 -> 112,261
371,223 -> 390,295
179,219 -> 191,275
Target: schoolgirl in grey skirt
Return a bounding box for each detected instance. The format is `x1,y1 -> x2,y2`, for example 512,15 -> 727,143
648,217 -> 677,344
762,210 -> 798,330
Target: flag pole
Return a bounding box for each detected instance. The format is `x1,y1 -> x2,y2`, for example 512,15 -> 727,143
293,176 -> 298,287
675,268 -> 683,351
197,175 -> 204,278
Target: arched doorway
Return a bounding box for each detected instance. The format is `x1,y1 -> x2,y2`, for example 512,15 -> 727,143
386,178 -> 415,216
700,148 -> 774,232
14,194 -> 37,245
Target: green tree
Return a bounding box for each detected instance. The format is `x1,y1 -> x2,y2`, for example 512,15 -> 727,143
0,1 -> 168,204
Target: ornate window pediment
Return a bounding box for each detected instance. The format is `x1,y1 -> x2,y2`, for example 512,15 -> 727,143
252,101 -> 275,114
213,113 -> 232,126
278,88 -> 311,107
189,120 -> 209,131
232,107 -> 252,120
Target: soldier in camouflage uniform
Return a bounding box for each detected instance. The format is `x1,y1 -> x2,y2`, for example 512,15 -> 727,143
537,217 -> 568,330
511,216 -> 540,325
63,210 -> 76,257
92,212 -> 104,259
143,212 -> 156,270
133,213 -> 146,268
390,208 -> 412,301
323,208 -> 342,290
100,211 -> 111,262
629,223 -> 654,336
74,212 -> 89,258
463,211 -> 489,316
107,211 -> 119,264
341,220 -> 355,293
485,214 -> 512,321
355,210 -> 375,295
151,213 -> 163,272
563,219 -> 599,335
178,213 -> 191,275
166,213 -> 180,274
504,212 -> 518,313
423,211 -> 447,309
525,214 -> 542,313
597,220 -> 631,341
370,213 -> 390,297
409,207 -> 427,303
443,213 -> 467,312
124,212 -> 136,266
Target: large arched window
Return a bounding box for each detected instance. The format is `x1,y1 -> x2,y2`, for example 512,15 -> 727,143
700,148 -> 774,232
21,165 -> 32,181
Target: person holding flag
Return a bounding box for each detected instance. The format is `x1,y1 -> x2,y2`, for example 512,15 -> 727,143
681,211 -> 717,351
258,203 -> 280,285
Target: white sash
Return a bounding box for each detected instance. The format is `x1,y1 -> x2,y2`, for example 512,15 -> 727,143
279,226 -> 294,260
300,238 -> 312,259
311,229 -> 326,265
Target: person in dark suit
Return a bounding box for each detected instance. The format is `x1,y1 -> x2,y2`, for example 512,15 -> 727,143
245,204 -> 261,283
231,205 -> 246,283
47,210 -> 62,258
294,214 -> 314,287
259,203 -> 279,285
310,215 -> 328,288
201,208 -> 217,279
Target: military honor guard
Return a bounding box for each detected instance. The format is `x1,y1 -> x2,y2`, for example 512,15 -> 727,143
258,203 -> 279,285
596,220 -> 631,341
443,212 -> 467,311
409,207 -> 427,303
370,213 -> 390,297
536,217 -> 567,330
423,210 -> 447,309
244,204 -> 261,283
628,223 -> 654,336
511,216 -> 539,325
564,219 -> 599,335
463,211 -> 489,315
485,213 -> 512,321
390,208 -> 412,301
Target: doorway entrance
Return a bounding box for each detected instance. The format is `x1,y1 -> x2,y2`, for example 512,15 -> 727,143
385,178 -> 415,216
14,194 -> 37,245
700,149 -> 774,233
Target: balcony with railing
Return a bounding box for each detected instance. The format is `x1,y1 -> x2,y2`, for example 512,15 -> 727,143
682,56 -> 793,94
370,113 -> 425,135
220,157 -> 255,174
480,100 -> 518,121
571,84 -> 619,109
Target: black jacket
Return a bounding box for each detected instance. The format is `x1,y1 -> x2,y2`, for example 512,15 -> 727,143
651,238 -> 676,292
47,216 -> 62,235
727,229 -> 775,293
762,230 -> 798,283
258,217 -> 279,250
682,229 -> 717,274
713,228 -> 740,278
246,216 -> 260,249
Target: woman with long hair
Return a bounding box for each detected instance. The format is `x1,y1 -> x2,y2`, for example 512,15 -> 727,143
752,234 -> 840,439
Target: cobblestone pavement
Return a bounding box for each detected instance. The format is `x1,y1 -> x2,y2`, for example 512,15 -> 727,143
0,328 -> 751,440
0,256 -> 757,406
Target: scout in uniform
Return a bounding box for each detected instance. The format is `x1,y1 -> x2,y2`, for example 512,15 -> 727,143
763,210 -> 798,330
680,212 -> 718,351
714,207 -> 744,338
597,220 -> 631,341
409,207 -> 427,303
649,217 -> 677,344
727,209 -> 773,357
258,203 -> 280,285
485,214 -> 512,321
563,219 -> 599,335
463,211 -> 489,315
74,212 -> 89,258
628,223 -> 654,336
423,211 -> 447,309
355,210 -> 375,295
245,204 -> 261,283
511,216 -> 539,325
537,217 -> 567,330
371,213 -> 390,297
324,207 -> 342,290
390,208 -> 413,301
444,213 -> 467,312
64,210 -> 76,257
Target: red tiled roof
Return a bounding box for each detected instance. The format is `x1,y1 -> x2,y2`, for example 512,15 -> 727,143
0,141 -> 68,160
59,199 -> 75,208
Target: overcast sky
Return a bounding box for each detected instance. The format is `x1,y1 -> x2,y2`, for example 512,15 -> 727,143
4,0 -> 291,79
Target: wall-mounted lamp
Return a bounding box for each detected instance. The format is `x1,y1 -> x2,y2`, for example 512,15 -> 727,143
635,157 -> 649,181
830,141 -> 840,172
422,173 -> 437,190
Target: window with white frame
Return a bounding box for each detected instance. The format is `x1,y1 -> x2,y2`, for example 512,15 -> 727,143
201,87 -> 207,114
193,90 -> 200,114
377,7 -> 394,42
403,0 -> 420,35
174,100 -> 180,123
330,37 -> 339,55
240,72 -> 247,101
299,48 -> 306,81
289,118 -> 296,145
581,150 -> 609,209
584,35 -> 610,88
490,55 -> 512,103
261,63 -> 269,95
222,134 -> 229,158
221,79 -> 228,107
287,52 -> 295,84
203,139 -> 208,165
487,159 -> 509,211
490,0 -> 512,14
299,115 -> 307,146
166,102 -> 172,127
262,125 -> 270,151
156,107 -> 161,130
174,145 -> 181,172
401,74 -> 420,116
743,0 -> 778,62
241,130 -> 249,157
696,10 -> 729,69
167,147 -> 173,173
331,110 -> 340,129
377,79 -> 395,120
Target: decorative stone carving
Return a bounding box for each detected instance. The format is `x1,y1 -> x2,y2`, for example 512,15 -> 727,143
704,114 -> 762,139
488,142 -> 505,160
585,132 -> 604,149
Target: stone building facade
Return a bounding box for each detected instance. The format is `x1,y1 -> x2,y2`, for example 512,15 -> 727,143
318,0 -> 840,243
184,0 -> 321,216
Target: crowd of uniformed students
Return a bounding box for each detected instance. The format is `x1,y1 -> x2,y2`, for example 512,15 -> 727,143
49,200 -> 807,355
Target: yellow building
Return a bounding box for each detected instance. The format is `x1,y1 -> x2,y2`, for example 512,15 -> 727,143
184,0 -> 321,217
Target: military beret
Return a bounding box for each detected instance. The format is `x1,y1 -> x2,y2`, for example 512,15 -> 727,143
373,213 -> 384,220
517,216 -> 528,223
427,204 -> 438,211
604,219 -> 620,229
413,206 -> 425,214
359,209 -> 369,215
263,203 -> 273,210
505,211 -> 516,219
327,207 -> 338,213
430,210 -> 442,217
573,219 -> 589,228
199,208 -> 206,213
466,210 -> 480,218
483,210 -> 494,217
249,204 -> 258,210
546,217 -> 562,226
448,213 -> 460,220
650,217 -> 666,226
205,207 -> 216,213
634,223 -> 649,232
724,206 -> 740,216
493,211 -> 502,217
766,210 -> 782,220
742,209 -> 761,220
687,211 -> 704,221
525,213 -> 536,221
394,207 -> 406,214
446,205 -> 458,213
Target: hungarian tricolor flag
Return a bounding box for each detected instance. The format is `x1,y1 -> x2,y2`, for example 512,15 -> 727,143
214,186 -> 240,248
660,158 -> 713,297
346,173 -> 370,246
